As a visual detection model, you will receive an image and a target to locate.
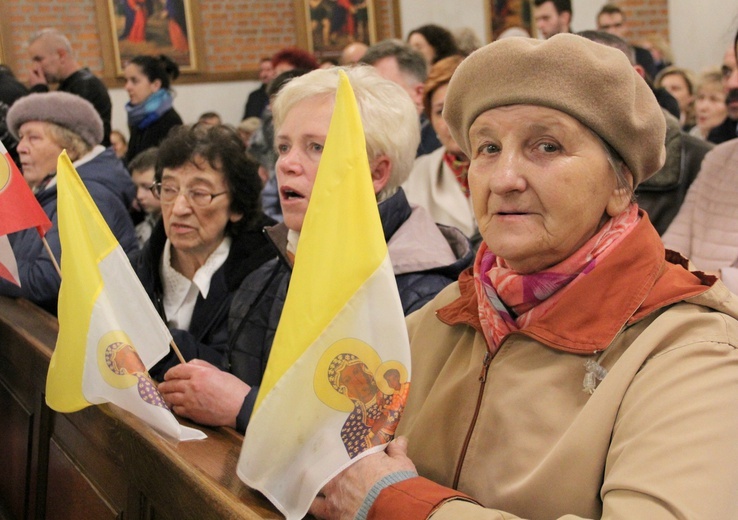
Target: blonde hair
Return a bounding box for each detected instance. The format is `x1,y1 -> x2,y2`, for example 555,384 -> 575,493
272,66 -> 420,199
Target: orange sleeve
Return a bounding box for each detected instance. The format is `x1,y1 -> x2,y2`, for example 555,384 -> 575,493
368,476 -> 478,520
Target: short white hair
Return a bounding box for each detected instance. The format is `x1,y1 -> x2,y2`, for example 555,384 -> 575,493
272,65 -> 420,199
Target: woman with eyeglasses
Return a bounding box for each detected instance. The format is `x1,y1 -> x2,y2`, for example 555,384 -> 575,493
132,124 -> 276,379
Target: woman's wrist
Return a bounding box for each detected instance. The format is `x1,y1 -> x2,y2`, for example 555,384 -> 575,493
354,470 -> 418,520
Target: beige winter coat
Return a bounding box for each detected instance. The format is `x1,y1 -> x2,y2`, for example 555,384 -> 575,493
369,216 -> 738,519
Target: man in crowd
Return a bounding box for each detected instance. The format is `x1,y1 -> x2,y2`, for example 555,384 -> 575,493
708,44 -> 738,144
360,39 -> 442,156
596,3 -> 658,80
533,0 -> 572,39
242,57 -> 274,120
27,28 -> 112,146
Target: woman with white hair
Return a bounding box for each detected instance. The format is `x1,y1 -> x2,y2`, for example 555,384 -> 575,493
156,66 -> 473,432
0,91 -> 136,313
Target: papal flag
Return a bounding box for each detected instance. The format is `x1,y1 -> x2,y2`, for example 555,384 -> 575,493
0,140 -> 52,285
46,151 -> 205,442
237,71 -> 411,518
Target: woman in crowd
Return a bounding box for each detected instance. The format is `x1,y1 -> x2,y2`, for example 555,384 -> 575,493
311,34 -> 738,520
0,92 -> 137,313
403,55 -> 478,245
655,65 -> 696,130
157,66 -> 472,432
123,54 -> 183,165
110,129 -> 128,159
407,24 -> 460,66
689,68 -> 728,141
133,124 -> 276,379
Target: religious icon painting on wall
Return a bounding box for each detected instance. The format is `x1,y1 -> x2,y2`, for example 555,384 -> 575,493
488,0 -> 535,41
106,0 -> 199,75
303,0 -> 377,63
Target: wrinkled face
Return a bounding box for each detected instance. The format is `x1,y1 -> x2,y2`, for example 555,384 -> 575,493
160,161 -> 241,263
131,167 -> 161,215
259,60 -> 275,84
430,83 -> 464,157
467,105 -> 629,274
694,84 -> 728,132
123,63 -> 161,106
16,121 -> 63,189
597,12 -> 627,39
339,363 -> 378,403
408,32 -> 434,65
721,47 -> 738,119
533,2 -> 569,39
275,95 -> 334,232
660,73 -> 693,115
28,39 -> 62,83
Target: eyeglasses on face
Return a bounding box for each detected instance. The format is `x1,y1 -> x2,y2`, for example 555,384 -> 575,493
150,182 -> 228,207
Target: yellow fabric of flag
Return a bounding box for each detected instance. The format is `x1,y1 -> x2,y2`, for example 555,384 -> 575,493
46,151 -> 117,412
45,152 -> 204,441
253,71 -> 386,411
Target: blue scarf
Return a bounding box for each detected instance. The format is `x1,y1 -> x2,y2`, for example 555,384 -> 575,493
126,89 -> 174,130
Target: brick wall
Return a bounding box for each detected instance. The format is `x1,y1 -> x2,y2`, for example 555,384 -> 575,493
1,0 -> 666,82
613,0 -> 670,41
1,0 -> 399,82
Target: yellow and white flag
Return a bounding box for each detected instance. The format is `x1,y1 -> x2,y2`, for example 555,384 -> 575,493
46,151 -> 205,441
237,71 -> 411,519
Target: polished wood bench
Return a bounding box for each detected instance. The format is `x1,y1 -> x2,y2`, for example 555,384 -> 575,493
0,296 -> 282,520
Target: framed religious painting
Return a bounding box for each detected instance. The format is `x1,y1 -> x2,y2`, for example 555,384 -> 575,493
104,0 -> 200,75
296,0 -> 378,63
486,0 -> 535,41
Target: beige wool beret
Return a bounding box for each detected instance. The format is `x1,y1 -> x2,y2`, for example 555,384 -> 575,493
443,33 -> 666,186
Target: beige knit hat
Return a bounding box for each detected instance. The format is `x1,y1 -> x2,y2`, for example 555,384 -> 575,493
443,33 -> 666,186
7,91 -> 103,147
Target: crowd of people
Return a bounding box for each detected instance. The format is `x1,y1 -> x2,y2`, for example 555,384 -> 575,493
2,5 -> 738,518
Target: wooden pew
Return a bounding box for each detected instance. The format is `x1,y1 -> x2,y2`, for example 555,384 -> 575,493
0,296 -> 282,520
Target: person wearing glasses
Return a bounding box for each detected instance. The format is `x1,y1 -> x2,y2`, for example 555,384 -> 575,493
132,124 -> 276,380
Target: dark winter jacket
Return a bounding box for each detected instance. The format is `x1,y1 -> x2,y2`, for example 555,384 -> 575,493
125,107 -> 183,165
0,148 -> 137,313
636,112 -> 713,235
227,188 -> 473,431
133,213 -> 277,380
31,68 -> 112,147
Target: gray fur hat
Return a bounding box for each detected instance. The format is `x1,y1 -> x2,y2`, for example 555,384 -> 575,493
7,91 -> 103,147
443,33 -> 666,186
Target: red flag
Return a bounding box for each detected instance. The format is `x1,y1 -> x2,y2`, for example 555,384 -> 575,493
0,140 -> 52,236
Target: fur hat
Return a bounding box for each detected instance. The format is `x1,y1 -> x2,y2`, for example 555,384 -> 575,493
443,33 -> 666,186
7,92 -> 104,147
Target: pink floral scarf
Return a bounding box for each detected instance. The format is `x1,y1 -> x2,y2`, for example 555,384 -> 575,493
473,204 -> 640,356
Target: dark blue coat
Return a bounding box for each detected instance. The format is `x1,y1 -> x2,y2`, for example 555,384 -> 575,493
227,188 -> 473,432
0,148 -> 137,314
133,214 -> 277,380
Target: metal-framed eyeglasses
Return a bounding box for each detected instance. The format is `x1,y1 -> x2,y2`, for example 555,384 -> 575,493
150,182 -> 228,207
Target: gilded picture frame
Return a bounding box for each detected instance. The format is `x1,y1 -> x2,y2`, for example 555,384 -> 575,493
105,0 -> 200,75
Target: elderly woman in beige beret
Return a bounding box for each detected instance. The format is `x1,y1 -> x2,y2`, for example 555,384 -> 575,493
311,34 -> 738,520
